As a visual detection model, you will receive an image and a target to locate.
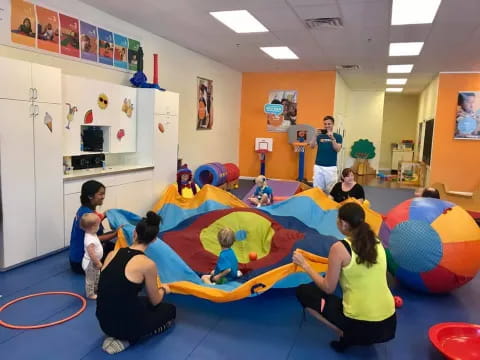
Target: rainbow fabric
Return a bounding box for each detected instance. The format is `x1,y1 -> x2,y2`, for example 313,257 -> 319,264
107,185 -> 382,302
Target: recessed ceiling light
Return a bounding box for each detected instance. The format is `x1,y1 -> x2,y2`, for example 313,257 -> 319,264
389,42 -> 424,56
386,78 -> 408,85
391,0 -> 442,25
387,64 -> 414,73
210,10 -> 268,33
260,46 -> 299,60
386,88 -> 403,93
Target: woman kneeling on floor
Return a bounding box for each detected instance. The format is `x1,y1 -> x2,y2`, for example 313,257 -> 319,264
96,211 -> 176,355
293,202 -> 396,352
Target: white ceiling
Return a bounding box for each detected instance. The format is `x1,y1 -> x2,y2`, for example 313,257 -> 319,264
79,0 -> 480,94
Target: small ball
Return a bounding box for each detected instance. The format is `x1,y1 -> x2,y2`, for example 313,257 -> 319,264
249,252 -> 257,261
394,296 -> 403,308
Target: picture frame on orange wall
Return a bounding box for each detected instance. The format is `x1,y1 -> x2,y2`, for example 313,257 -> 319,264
267,90 -> 297,132
455,91 -> 480,140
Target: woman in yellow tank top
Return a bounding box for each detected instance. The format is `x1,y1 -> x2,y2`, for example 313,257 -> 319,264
293,202 -> 396,352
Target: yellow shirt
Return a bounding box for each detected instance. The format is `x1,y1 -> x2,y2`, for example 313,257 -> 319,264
340,238 -> 395,321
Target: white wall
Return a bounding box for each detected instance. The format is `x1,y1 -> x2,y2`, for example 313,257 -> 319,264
333,73 -> 351,171
0,0 -> 241,171
379,94 -> 419,170
344,91 -> 385,171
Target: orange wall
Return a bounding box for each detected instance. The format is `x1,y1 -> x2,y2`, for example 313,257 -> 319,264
239,71 -> 336,180
431,73 -> 480,191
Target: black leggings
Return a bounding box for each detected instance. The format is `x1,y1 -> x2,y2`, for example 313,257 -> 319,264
296,284 -> 396,347
100,297 -> 177,343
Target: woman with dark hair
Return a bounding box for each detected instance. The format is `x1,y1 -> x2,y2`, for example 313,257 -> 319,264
69,180 -> 119,274
96,211 -> 176,355
329,168 -> 365,203
294,203 -> 396,352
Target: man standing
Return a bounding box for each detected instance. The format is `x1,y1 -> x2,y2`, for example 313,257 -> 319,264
310,116 -> 343,192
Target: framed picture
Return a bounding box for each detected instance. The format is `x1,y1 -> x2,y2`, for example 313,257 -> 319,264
455,92 -> 480,140
266,90 -> 297,132
197,77 -> 213,130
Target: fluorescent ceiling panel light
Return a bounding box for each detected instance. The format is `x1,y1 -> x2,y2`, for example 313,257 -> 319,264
210,10 -> 268,33
386,78 -> 407,85
387,64 -> 414,73
391,0 -> 442,25
389,42 -> 424,56
386,88 -> 403,93
260,46 -> 298,60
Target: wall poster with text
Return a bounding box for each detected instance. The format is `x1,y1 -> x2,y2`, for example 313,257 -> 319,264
197,77 -> 213,130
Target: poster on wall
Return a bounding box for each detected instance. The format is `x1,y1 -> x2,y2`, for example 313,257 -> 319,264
80,21 -> 97,62
455,91 -> 480,139
113,33 -> 128,69
197,77 -> 213,130
266,90 -> 297,132
128,38 -> 140,71
98,27 -> 113,65
10,0 -> 35,47
59,14 -> 79,57
36,6 -> 59,53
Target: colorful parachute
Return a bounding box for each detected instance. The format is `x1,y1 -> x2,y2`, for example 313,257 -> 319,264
107,184 -> 383,302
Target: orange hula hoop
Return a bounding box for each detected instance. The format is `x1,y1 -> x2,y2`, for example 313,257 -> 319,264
0,291 -> 87,329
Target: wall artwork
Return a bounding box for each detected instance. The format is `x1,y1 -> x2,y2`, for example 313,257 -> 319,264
59,13 -> 79,57
197,77 -> 213,130
80,21 -> 97,62
36,6 -> 59,53
98,28 -> 114,65
44,112 -> 53,133
455,91 -> 480,140
266,90 -> 297,132
113,33 -> 128,69
128,38 -> 140,71
10,0 -> 35,47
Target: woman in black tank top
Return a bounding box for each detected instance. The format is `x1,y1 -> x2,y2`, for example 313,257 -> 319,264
96,212 -> 176,355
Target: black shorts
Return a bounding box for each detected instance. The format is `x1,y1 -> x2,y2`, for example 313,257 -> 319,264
296,283 -> 396,346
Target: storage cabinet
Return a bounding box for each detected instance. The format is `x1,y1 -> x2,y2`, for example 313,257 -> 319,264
63,170 -> 154,246
0,57 -> 64,269
391,150 -> 414,171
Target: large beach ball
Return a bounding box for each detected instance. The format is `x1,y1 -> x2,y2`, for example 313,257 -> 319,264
380,198 -> 480,293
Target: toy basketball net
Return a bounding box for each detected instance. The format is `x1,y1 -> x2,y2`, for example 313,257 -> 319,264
292,142 -> 308,153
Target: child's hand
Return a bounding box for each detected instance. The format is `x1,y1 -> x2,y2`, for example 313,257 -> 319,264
95,261 -> 103,270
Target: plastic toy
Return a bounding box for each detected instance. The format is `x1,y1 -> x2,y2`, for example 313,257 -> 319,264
429,322 -> 480,360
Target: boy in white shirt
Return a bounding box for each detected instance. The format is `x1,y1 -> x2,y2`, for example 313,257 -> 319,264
81,213 -> 103,299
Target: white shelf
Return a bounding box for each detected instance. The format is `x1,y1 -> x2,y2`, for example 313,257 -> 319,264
63,164 -> 154,180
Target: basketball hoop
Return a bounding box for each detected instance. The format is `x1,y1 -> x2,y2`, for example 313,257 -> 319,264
255,149 -> 268,160
292,142 -> 308,153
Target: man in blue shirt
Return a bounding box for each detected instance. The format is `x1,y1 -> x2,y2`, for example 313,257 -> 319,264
310,116 -> 343,193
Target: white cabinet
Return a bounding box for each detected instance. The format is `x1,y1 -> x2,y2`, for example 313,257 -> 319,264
0,57 -> 32,101
391,150 -> 414,171
0,100 -> 64,268
137,89 -> 179,198
63,75 -> 137,155
0,57 -> 63,269
63,170 -> 154,246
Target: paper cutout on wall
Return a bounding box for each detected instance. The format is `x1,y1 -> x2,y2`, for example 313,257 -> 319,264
84,109 -> 93,124
97,93 -> 108,109
122,98 -> 134,117
65,103 -> 78,129
158,122 -> 165,133
11,0 -> 36,48
117,129 -> 125,140
44,112 -> 53,132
